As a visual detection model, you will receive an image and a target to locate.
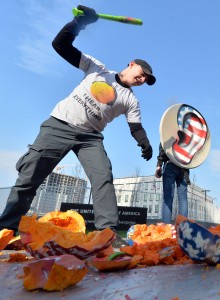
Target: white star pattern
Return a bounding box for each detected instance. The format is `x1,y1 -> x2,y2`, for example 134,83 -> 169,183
214,240 -> 220,256
184,243 -> 200,259
179,222 -> 194,239
178,221 -> 220,263
192,231 -> 211,251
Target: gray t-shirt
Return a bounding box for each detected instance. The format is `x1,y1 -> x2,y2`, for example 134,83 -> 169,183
51,53 -> 142,132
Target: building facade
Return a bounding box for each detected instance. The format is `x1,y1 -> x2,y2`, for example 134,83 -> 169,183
113,176 -> 219,223
29,172 -> 88,215
0,172 -> 219,224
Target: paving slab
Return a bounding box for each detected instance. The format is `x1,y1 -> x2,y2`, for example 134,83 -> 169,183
1,251 -> 220,300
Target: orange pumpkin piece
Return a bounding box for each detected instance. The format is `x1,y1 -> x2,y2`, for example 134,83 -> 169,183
160,255 -> 175,265
173,245 -> 185,260
96,245 -> 115,258
175,214 -> 197,229
208,225 -> 220,236
5,236 -> 24,250
0,229 -> 14,251
92,256 -> 131,271
127,255 -> 143,269
19,210 -> 86,250
142,249 -> 160,266
38,210 -> 86,233
121,236 -> 193,267
129,223 -> 175,245
23,254 -> 87,291
8,253 -> 29,262
19,213 -> 115,258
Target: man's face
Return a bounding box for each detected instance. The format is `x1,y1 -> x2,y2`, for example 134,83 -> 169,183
127,61 -> 148,86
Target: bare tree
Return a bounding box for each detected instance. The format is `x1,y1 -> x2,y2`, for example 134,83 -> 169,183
130,165 -> 141,178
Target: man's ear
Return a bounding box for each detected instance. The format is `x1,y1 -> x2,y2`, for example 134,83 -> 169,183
127,61 -> 135,68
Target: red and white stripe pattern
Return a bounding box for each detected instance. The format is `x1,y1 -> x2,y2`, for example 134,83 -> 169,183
172,105 -> 208,165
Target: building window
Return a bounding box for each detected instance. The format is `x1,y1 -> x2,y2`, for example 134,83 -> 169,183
144,194 -> 149,201
156,181 -> 160,190
148,205 -> 152,213
136,193 -> 141,202
150,194 -> 156,201
155,205 -> 159,213
151,182 -> 156,192
155,193 -> 160,201
125,195 -> 129,202
144,182 -> 149,190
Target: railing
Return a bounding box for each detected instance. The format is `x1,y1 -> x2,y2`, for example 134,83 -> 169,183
0,186 -> 163,218
0,186 -> 219,224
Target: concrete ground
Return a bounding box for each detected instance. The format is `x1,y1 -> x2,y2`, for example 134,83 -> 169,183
1,250 -> 220,300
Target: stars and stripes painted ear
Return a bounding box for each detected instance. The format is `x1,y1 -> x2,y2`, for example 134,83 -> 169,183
159,103 -> 211,169
172,104 -> 208,165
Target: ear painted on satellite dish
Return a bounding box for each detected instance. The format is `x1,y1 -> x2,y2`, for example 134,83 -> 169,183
172,104 -> 208,165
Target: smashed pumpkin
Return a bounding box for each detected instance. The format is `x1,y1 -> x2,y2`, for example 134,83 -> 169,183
19,210 -> 86,248
18,212 -> 115,259
38,210 -> 86,233
23,254 -> 87,291
5,236 -> 24,251
121,220 -> 194,268
92,256 -> 132,271
175,214 -> 194,228
0,229 -> 14,251
127,223 -> 176,245
121,238 -> 191,267
208,225 -> 220,236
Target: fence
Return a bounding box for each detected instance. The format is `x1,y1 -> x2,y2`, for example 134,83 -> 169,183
0,186 -> 163,219
1,186 -> 219,226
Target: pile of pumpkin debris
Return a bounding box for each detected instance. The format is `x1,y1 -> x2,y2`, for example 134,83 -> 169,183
0,211 -> 219,292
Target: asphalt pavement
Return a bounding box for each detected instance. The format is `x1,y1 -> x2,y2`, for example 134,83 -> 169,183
1,250 -> 220,300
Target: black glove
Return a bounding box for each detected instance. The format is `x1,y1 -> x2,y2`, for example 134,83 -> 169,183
141,143 -> 153,161
76,5 -> 98,27
155,166 -> 162,178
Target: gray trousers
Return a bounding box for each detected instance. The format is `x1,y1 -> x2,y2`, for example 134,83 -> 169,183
0,117 -> 119,231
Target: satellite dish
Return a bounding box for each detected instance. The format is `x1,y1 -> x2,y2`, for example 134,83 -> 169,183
159,104 -> 211,169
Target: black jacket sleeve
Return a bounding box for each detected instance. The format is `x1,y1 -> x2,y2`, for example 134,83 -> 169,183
52,19 -> 82,68
156,143 -> 169,166
157,143 -> 191,184
128,122 -> 150,148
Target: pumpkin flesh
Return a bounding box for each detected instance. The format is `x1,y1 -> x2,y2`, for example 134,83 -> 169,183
0,229 -> 14,251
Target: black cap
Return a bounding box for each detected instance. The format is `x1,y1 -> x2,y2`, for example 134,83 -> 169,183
134,59 -> 156,85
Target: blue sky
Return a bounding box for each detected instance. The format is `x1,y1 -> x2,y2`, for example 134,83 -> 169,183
1,0 -> 220,204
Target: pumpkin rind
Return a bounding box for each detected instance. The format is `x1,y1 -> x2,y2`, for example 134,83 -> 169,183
23,254 -> 87,291
92,256 -> 132,271
26,228 -> 115,259
18,213 -> 115,259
